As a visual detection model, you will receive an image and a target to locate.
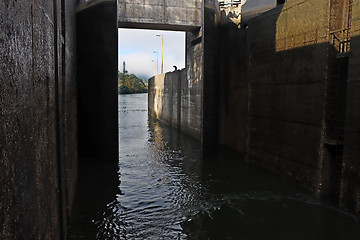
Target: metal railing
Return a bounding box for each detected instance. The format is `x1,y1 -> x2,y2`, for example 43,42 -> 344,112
219,1 -> 242,7
330,28 -> 351,54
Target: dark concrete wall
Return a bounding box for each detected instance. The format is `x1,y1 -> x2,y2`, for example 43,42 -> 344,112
218,23 -> 248,153
0,0 -> 77,239
220,2 -> 331,192
218,0 -> 360,214
62,0 -> 78,226
76,1 -> 118,163
340,0 -> 360,214
202,0 -> 221,156
245,0 -> 330,193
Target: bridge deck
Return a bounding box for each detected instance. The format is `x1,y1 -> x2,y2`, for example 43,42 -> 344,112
118,0 -> 202,31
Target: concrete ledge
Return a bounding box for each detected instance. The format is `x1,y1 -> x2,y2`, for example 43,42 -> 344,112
76,0 -> 115,12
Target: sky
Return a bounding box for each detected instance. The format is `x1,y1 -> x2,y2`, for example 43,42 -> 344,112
118,29 -> 185,80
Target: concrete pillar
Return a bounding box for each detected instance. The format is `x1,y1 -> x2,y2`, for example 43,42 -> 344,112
76,1 -> 118,163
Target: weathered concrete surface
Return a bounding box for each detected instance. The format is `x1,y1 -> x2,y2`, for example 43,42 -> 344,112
329,0 -> 352,32
0,0 -> 78,239
217,0 -> 360,214
340,0 -> 360,214
148,70 -> 184,129
148,66 -> 205,140
178,0 -> 221,145
118,0 -> 202,31
148,67 -> 209,140
182,29 -> 203,139
61,0 -> 78,228
76,1 -> 118,163
245,0 -> 330,193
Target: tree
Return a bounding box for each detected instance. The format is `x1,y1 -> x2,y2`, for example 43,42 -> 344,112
118,71 -> 148,94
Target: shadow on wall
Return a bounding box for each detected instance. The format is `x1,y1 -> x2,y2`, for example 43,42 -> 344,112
71,1 -> 120,236
76,2 -> 118,163
341,32 -> 360,213
218,3 -> 285,153
218,0 -> 360,213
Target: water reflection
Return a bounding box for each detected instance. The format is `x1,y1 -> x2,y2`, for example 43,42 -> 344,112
70,93 -> 360,239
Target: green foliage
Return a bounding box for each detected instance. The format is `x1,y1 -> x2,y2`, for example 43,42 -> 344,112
118,72 -> 148,94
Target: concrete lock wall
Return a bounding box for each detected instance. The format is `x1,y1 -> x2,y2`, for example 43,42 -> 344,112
148,71 -> 180,128
149,69 -> 191,131
76,1 -> 118,164
341,0 -> 360,213
218,0 -> 360,213
1,0 -> 119,238
183,29 -> 203,139
218,22 -> 249,153
245,0 -> 331,194
202,0 -> 221,155
0,0 -> 77,239
148,68 -> 202,139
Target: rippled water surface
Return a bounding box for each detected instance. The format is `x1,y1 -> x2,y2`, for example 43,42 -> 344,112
70,93 -> 360,239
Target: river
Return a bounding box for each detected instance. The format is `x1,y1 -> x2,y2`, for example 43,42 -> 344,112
70,93 -> 360,239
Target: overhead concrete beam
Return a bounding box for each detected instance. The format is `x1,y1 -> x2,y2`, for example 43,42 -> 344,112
118,0 -> 202,30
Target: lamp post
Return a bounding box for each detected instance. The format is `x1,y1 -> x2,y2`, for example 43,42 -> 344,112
156,34 -> 164,74
153,50 -> 158,75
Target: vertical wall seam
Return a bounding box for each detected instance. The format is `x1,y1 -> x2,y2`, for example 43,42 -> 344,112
200,0 -> 205,158
53,0 -> 65,239
60,0 -> 69,218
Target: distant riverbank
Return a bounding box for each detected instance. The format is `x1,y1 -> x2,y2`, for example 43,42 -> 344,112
118,72 -> 148,94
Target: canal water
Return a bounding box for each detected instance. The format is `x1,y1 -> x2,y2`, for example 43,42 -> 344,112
70,93 -> 360,239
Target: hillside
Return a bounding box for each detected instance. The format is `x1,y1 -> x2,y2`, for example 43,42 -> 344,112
118,72 -> 148,94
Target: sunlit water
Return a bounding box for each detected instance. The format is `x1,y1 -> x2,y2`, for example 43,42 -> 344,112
70,93 -> 360,239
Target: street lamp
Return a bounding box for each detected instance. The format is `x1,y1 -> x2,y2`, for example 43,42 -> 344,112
153,50 -> 158,75
156,34 -> 164,74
